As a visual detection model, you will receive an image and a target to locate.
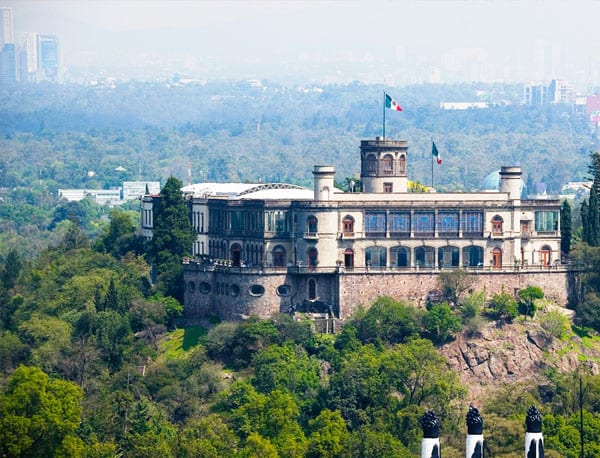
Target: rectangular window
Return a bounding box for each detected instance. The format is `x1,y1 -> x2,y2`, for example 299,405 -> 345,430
461,211 -> 483,234
413,211 -> 434,236
535,211 -> 558,232
437,211 -> 459,235
383,182 -> 393,193
389,211 -> 411,235
365,211 -> 386,236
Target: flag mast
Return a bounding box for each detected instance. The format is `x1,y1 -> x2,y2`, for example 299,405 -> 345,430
382,91 -> 386,138
431,137 -> 434,189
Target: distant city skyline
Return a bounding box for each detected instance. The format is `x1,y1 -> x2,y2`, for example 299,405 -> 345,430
2,0 -> 600,88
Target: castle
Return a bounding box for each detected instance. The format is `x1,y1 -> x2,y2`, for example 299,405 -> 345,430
141,137 -> 568,326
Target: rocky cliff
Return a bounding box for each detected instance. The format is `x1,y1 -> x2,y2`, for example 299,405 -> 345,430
439,309 -> 600,402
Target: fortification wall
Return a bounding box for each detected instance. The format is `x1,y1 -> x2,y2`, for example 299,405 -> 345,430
184,263 -> 572,323
338,269 -> 571,319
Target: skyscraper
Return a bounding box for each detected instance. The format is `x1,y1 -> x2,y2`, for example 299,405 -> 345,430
37,34 -> 58,81
0,7 -> 13,48
0,42 -> 17,84
19,32 -> 38,82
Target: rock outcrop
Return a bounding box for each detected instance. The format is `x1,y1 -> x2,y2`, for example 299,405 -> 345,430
439,317 -> 600,402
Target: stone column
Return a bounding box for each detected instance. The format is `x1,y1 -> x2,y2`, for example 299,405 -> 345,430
420,410 -> 441,458
525,406 -> 544,458
466,405 -> 484,457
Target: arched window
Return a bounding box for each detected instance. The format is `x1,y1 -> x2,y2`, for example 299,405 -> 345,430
391,246 -> 410,268
307,247 -> 318,269
272,245 -> 286,267
308,278 -> 317,300
415,246 -> 435,268
438,246 -> 459,268
366,154 -> 377,175
230,243 -> 242,267
492,247 -> 502,268
462,246 -> 483,267
491,215 -> 504,235
342,215 -> 354,235
365,246 -> 386,268
344,248 -> 354,268
382,154 -> 393,175
398,154 -> 406,174
307,216 -> 318,235
540,245 -> 552,266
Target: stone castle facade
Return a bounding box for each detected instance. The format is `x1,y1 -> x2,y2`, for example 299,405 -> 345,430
141,137 -> 567,323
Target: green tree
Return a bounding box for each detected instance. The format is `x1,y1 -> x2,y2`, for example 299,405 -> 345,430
148,176 -> 195,301
349,297 -> 423,346
422,302 -> 461,344
518,285 -> 544,317
1,248 -> 22,289
437,269 -> 474,306
0,366 -> 83,458
306,409 -> 349,458
94,209 -> 143,259
582,151 -> 600,246
561,199 -> 572,257
488,291 -> 518,322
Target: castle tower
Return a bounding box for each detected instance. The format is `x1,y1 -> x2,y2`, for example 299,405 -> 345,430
312,165 -> 335,201
360,137 -> 408,193
499,166 -> 522,200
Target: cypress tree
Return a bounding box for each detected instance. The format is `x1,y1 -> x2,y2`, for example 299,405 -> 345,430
589,186 -> 600,246
149,176 -> 195,301
581,198 -> 590,244
582,151 -> 600,247
560,199 -> 572,257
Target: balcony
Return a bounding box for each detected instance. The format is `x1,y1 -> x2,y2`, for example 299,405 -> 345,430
303,232 -> 318,239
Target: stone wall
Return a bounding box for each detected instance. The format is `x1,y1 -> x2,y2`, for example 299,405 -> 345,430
338,269 -> 571,320
184,262 -> 572,323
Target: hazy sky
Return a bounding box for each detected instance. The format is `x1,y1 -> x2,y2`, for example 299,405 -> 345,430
4,0 -> 600,83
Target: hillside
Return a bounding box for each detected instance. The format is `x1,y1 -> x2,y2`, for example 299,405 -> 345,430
440,306 -> 600,403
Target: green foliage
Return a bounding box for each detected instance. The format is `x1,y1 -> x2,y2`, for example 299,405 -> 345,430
422,302 -> 462,344
561,199 -> 572,256
251,343 -> 321,414
306,409 -> 349,458
518,285 -> 544,317
0,366 -> 83,458
576,292 -> 600,332
437,269 -> 474,305
346,297 -> 423,347
206,316 -> 281,369
94,209 -> 144,259
149,176 -> 195,301
539,309 -> 570,340
487,291 -> 519,322
582,151 -> 600,246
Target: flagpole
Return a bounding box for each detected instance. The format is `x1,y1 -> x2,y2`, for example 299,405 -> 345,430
382,91 -> 386,138
431,137 -> 434,189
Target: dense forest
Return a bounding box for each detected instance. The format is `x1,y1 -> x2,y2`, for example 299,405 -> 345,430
2,218 -> 600,457
2,80 -> 600,456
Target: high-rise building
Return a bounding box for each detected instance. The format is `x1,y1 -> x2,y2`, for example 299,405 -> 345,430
0,7 -> 13,48
0,42 -> 17,84
19,32 -> 38,82
37,34 -> 58,81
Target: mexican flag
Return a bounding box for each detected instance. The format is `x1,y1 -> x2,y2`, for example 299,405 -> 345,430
432,141 -> 442,164
385,93 -> 402,111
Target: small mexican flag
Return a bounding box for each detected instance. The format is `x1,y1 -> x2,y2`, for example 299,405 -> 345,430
385,93 -> 402,111
432,141 -> 442,164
